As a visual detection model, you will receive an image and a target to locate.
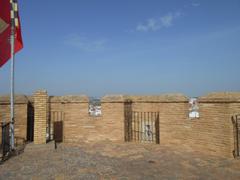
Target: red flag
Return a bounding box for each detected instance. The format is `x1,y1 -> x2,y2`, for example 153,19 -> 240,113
0,0 -> 23,67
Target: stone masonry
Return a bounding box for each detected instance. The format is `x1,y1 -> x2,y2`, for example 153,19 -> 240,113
33,90 -> 48,144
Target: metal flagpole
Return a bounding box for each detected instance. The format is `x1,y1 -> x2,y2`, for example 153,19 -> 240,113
10,1 -> 16,150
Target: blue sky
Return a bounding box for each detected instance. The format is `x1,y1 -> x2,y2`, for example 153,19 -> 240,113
0,0 -> 240,97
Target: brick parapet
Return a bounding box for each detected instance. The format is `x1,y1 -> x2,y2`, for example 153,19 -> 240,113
0,95 -> 29,105
1,91 -> 238,158
198,92 -> 240,103
0,95 -> 29,142
101,93 -> 240,158
49,95 -> 89,103
101,94 -> 188,103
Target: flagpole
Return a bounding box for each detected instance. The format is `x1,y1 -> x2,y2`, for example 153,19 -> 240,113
10,6 -> 15,150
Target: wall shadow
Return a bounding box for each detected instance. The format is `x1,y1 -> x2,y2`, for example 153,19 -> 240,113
27,102 -> 34,142
124,99 -> 132,142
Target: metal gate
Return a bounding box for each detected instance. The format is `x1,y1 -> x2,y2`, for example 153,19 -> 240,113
0,122 -> 10,162
232,114 -> 240,158
54,121 -> 63,143
47,111 -> 64,141
125,111 -> 160,144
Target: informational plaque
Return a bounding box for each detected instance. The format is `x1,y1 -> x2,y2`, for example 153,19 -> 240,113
189,98 -> 199,118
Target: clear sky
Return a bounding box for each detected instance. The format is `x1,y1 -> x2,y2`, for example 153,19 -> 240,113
0,0 -> 240,97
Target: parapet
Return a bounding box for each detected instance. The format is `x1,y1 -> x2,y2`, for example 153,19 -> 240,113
101,95 -> 125,103
0,95 -> 29,105
49,95 -> 89,103
198,92 -> 240,103
102,94 -> 188,103
124,94 -> 188,103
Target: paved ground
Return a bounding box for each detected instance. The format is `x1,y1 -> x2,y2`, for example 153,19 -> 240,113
0,141 -> 240,180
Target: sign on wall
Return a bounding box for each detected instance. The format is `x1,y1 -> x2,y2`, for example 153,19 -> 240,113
189,98 -> 199,118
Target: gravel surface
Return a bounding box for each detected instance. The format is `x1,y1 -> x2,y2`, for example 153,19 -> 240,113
0,141 -> 240,180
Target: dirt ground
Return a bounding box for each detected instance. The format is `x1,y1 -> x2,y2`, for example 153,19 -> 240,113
0,141 -> 240,180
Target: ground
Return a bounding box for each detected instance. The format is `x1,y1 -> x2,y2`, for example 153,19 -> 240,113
0,141 -> 240,180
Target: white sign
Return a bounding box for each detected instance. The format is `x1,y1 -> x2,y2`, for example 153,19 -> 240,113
189,98 -> 199,118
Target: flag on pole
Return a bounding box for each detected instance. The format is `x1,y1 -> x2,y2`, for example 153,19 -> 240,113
0,0 -> 23,68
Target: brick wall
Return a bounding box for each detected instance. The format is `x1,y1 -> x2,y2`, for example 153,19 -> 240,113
2,90 -> 240,158
47,95 -> 125,143
119,93 -> 240,158
197,93 -> 240,157
121,94 -> 189,146
36,92 -> 240,157
0,95 -> 29,143
101,95 -> 125,142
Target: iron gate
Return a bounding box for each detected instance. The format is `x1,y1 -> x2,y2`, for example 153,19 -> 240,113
125,111 -> 160,144
54,121 -> 63,143
47,111 -> 64,141
54,120 -> 63,149
0,122 -> 10,162
232,114 -> 240,158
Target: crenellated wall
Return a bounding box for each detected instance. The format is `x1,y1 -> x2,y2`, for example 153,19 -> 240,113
45,92 -> 240,157
1,90 -> 240,158
116,93 -> 240,158
197,93 -> 240,157
120,93 -> 240,157
0,95 -> 31,143
47,95 -> 125,143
